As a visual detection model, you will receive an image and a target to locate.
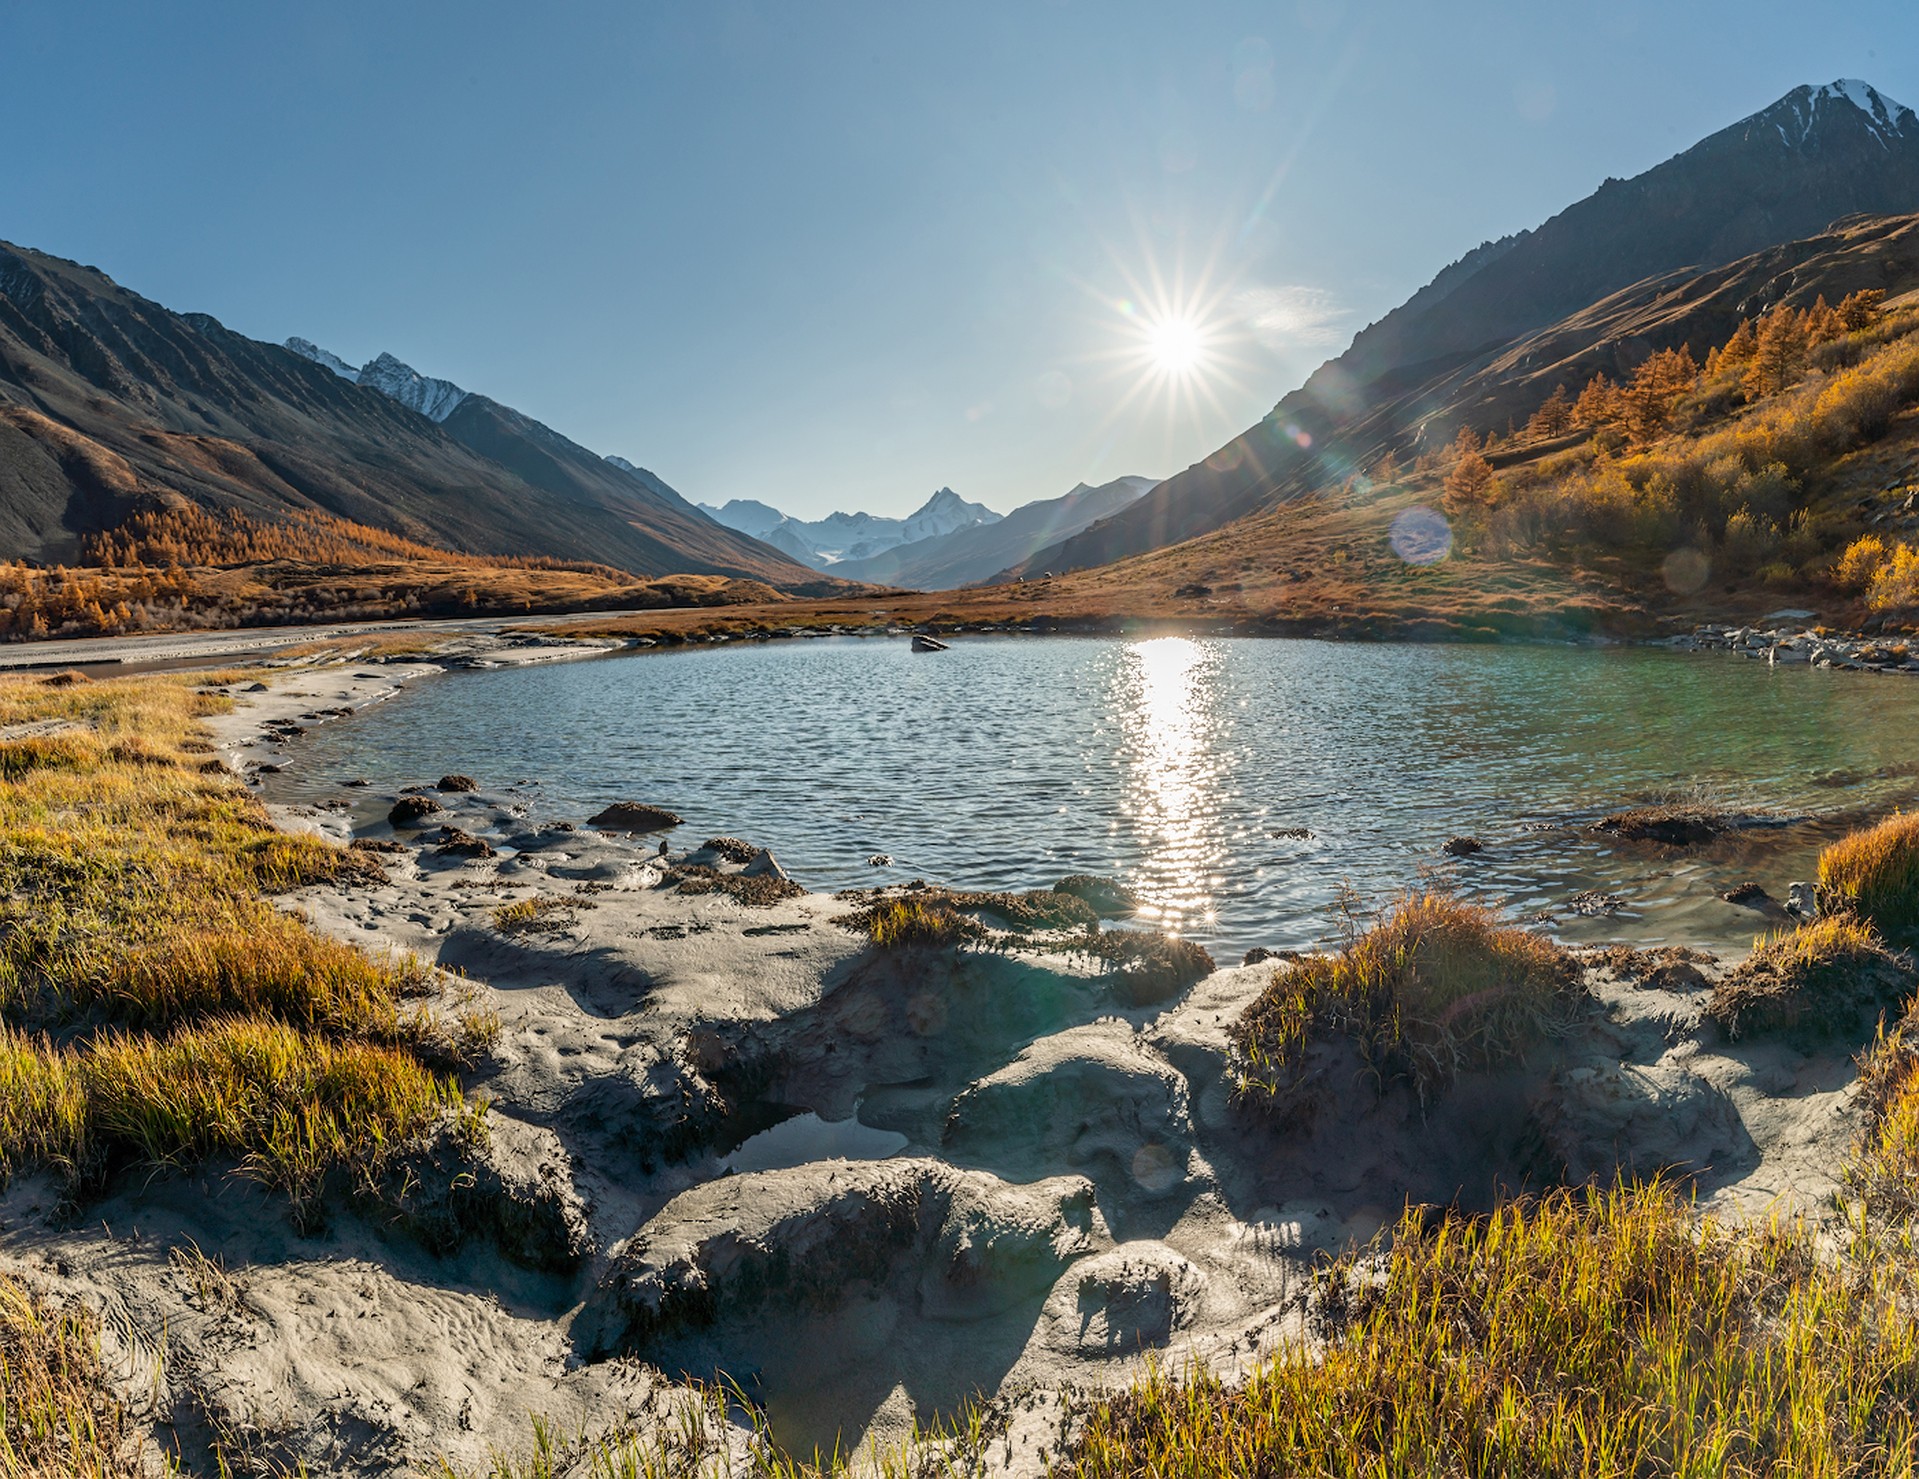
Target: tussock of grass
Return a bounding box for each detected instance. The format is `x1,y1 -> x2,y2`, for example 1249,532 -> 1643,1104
1708,913 -> 1913,1040
1074,928 -> 1214,1004
861,897 -> 981,950
1233,892 -> 1580,1112
492,895 -> 588,935
1064,1186 -> 1919,1478
0,1273 -> 151,1478
0,671 -> 490,1214
1820,811 -> 1919,938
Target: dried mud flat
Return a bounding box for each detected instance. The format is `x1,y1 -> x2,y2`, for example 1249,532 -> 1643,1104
0,643 -> 1876,1475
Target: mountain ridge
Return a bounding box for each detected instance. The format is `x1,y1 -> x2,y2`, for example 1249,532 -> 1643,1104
1018,78 -> 1919,579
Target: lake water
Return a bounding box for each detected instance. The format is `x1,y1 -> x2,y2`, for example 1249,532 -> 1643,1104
287,635 -> 1919,958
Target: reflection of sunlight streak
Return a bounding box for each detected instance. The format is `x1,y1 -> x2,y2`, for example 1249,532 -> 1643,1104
1117,638 -> 1224,932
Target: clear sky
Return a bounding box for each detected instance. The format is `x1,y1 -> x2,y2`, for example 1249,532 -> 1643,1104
3,2 -> 1915,520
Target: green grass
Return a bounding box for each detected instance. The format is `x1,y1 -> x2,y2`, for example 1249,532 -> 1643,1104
1233,892 -> 1580,1112
1820,812 -> 1919,938
1707,913 -> 1913,1040
1062,1186 -> 1919,1479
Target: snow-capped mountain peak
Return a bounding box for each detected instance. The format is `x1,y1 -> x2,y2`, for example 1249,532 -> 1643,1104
356,352 -> 468,422
284,337 -> 361,383
899,487 -> 1000,544
1761,79 -> 1916,149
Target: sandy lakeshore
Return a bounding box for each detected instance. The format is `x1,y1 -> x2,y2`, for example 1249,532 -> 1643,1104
0,635 -> 1886,1475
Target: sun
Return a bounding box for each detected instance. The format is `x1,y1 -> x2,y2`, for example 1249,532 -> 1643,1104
1147,315 -> 1206,376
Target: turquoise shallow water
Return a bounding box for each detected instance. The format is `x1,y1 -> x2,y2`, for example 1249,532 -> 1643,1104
286,635 -> 1919,958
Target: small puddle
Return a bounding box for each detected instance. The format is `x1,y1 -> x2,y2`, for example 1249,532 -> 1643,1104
722,1111 -> 908,1174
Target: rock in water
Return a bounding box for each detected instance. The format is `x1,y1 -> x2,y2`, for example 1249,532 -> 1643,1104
589,802 -> 684,832
388,795 -> 444,828
437,774 -> 479,792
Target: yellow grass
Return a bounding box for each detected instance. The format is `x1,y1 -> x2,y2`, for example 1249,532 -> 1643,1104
1820,812 -> 1919,936
1234,892 -> 1580,1109
0,670 -> 490,1209
1064,1186 -> 1919,1479
1707,912 -> 1910,1040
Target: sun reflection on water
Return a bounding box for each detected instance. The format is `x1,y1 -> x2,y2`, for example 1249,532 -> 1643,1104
1116,637 -> 1226,934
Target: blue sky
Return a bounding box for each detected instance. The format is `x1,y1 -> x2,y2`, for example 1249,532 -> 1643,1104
4,3 -> 1915,520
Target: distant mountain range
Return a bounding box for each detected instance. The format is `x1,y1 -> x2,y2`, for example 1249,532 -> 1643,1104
699,476 -> 1157,587
0,250 -> 824,584
699,487 -> 1001,569
831,475 -> 1157,587
1017,79 -> 1919,578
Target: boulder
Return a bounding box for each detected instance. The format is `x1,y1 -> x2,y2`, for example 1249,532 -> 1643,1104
578,1159 -> 1100,1354
588,802 -> 683,832
743,848 -> 789,880
437,774 -> 479,792
1044,1243 -> 1205,1355
431,826 -> 496,859
388,795 -> 444,828
1443,836 -> 1484,857
1535,1061 -> 1752,1187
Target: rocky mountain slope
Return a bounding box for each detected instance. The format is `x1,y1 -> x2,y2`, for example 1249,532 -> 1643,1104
1020,80 -> 1919,578
700,486 -> 1001,569
831,475 -> 1157,588
0,245 -> 825,585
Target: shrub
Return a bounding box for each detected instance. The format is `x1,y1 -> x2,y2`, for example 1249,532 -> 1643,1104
1233,893 -> 1580,1110
1819,812 -> 1919,937
1707,914 -> 1913,1040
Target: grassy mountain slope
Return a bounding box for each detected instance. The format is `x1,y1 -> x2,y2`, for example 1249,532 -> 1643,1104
1019,81 -> 1919,580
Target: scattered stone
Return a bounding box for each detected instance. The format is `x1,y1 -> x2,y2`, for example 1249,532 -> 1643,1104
349,838 -> 407,855
388,795 -> 444,828
1242,946 -> 1301,967
437,774 -> 479,793
1721,881 -> 1773,907
1788,881 -> 1818,917
867,853 -> 894,867
1270,826 -> 1314,840
588,802 -> 683,832
1443,836 -> 1484,856
432,826 -> 497,859
1567,890 -> 1626,917
253,763 -> 284,775
345,778 -> 372,787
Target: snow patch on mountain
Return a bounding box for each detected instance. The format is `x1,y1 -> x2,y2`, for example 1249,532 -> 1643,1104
356,353 -> 468,422
284,337 -> 361,383
1763,79 -> 1916,149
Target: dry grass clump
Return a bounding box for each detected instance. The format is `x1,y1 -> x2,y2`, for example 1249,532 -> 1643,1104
1064,1185 -> 1919,1478
1233,892 -> 1581,1111
0,1273 -> 152,1478
668,863 -> 806,906
492,895 -> 590,935
1819,811 -> 1919,938
860,898 -> 982,950
0,671 -> 489,1214
1707,913 -> 1914,1041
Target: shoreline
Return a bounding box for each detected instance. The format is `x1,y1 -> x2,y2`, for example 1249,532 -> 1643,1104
0,633 -> 1907,1473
